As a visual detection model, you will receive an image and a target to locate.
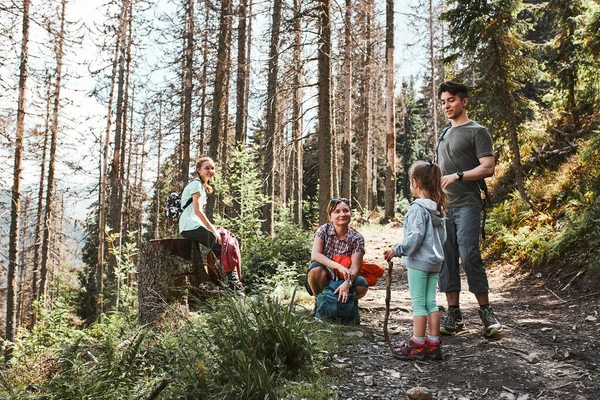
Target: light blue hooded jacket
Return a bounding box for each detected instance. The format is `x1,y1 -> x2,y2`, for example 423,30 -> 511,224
392,198 -> 447,273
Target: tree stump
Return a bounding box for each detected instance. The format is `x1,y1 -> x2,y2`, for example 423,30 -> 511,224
138,238 -> 219,324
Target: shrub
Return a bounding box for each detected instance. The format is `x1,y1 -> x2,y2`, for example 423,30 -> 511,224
243,222 -> 312,291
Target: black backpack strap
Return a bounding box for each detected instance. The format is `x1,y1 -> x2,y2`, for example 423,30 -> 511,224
434,125 -> 451,164
182,197 -> 193,210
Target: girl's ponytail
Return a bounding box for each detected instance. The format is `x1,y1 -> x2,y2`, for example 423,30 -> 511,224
409,160 -> 448,216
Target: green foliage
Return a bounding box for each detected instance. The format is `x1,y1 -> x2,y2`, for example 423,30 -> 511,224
151,294 -> 318,400
45,330 -> 158,400
203,294 -> 313,398
242,222 -> 312,293
212,144 -> 267,245
108,231 -> 139,319
486,131 -> 600,273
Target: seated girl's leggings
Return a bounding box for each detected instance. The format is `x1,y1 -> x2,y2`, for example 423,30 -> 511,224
407,268 -> 439,317
181,225 -> 222,255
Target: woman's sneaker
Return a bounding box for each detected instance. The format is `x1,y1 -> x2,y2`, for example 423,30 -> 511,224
392,338 -> 426,361
478,306 -> 502,337
424,338 -> 443,360
440,307 -> 464,335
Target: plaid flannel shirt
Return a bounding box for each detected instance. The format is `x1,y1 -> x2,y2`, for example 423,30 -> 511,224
315,223 -> 365,260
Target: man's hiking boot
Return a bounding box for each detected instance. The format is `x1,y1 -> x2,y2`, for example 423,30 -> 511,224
424,338 -> 443,360
440,307 -> 464,335
478,306 -> 502,337
392,338 -> 426,361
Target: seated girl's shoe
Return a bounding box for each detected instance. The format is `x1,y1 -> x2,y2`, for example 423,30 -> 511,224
392,338 -> 426,360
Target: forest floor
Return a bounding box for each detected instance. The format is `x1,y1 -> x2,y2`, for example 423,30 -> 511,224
327,223 -> 599,400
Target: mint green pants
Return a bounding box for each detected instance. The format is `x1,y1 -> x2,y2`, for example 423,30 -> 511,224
407,268 -> 439,317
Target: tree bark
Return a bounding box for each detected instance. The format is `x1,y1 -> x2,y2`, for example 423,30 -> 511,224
357,1 -> 372,215
108,0 -> 130,249
341,0 -> 352,203
234,0 -> 249,144
199,4 -> 210,155
154,98 -> 163,240
138,239 -> 212,324
292,0 -> 303,226
384,0 -> 396,220
182,0 -> 194,184
40,0 -> 66,306
261,0 -> 283,236
209,0 -> 233,161
31,71 -> 51,326
98,0 -> 127,314
317,0 -> 333,224
429,0 -> 438,146
6,0 -> 30,361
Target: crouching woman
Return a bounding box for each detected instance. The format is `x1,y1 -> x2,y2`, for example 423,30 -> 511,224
305,198 -> 369,304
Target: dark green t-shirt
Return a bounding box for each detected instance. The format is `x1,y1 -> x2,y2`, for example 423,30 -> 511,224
438,121 -> 494,207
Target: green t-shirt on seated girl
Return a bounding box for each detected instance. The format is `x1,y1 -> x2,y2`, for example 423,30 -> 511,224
178,179 -> 207,233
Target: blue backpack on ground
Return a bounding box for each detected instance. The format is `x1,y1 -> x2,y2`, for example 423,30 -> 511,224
315,280 -> 360,325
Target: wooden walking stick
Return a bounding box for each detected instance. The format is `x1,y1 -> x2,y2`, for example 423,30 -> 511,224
383,259 -> 393,351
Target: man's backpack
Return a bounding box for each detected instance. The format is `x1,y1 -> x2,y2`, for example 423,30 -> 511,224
315,280 -> 360,325
165,179 -> 199,220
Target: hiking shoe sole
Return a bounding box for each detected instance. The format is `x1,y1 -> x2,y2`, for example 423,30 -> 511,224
440,322 -> 464,335
392,352 -> 426,361
484,326 -> 502,337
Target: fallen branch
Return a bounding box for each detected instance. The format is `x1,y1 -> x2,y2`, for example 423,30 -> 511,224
545,285 -> 566,302
550,381 -> 574,390
145,379 -> 169,400
561,270 -> 584,291
565,291 -> 600,303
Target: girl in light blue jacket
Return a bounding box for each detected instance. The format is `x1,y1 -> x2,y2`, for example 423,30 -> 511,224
384,160 -> 447,361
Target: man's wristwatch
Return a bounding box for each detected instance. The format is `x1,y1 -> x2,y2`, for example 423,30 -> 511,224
457,171 -> 464,181
346,279 -> 353,288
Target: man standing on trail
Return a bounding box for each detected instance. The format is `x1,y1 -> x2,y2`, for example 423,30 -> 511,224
436,81 -> 503,337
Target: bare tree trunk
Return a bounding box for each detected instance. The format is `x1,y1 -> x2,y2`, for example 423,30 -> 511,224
235,0 -> 249,144
182,0 -> 194,184
154,98 -> 163,239
199,4 -> 209,154
209,0 -> 233,161
317,0 -> 333,224
123,88 -> 135,238
429,0 -> 438,146
341,0 -> 352,203
292,0 -> 303,226
384,0 -> 396,220
6,0 -> 30,360
16,194 -> 30,330
207,0 -> 233,220
261,0 -> 282,236
357,1 -> 372,215
120,1 -> 134,239
98,2 -> 127,314
39,0 -> 66,307
109,0 -> 130,251
138,109 -> 147,244
31,71 -> 51,326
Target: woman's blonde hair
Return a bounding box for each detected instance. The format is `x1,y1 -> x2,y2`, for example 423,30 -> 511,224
196,156 -> 215,194
409,160 -> 447,216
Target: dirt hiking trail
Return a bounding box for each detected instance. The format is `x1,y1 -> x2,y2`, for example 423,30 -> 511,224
329,223 -> 599,400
